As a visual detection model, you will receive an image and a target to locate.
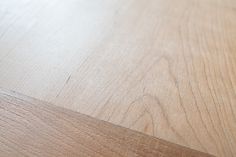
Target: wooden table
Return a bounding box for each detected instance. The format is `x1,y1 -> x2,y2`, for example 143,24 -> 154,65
0,0 -> 235,156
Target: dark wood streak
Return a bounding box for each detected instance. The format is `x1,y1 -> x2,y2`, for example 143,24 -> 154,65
0,87 -> 214,157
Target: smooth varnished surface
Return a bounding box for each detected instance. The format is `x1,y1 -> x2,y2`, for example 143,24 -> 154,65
0,88 -> 214,157
0,0 -> 236,156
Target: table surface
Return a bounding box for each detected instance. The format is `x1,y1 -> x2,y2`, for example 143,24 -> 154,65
0,0 -> 235,156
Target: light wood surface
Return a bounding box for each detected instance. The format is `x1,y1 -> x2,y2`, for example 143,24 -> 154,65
0,88 -> 214,157
0,0 -> 236,156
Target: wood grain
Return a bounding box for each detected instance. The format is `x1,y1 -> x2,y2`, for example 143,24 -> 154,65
0,88 -> 214,157
0,0 -> 236,156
